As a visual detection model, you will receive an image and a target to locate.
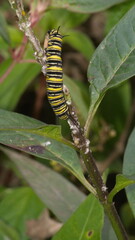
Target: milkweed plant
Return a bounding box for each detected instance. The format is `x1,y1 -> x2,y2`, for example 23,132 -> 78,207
0,0 -> 135,239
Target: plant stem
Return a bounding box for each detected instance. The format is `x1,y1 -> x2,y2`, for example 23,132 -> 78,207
81,148 -> 129,240
84,94 -> 105,138
8,0 -> 46,71
84,107 -> 96,137
67,107 -> 129,240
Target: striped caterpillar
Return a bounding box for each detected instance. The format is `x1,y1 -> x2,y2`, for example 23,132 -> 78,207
45,28 -> 69,120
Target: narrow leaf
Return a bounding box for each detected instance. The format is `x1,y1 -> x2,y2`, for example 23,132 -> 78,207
51,0 -> 126,13
2,147 -> 85,222
0,14 -> 10,44
108,174 -> 135,202
86,6 -> 135,128
64,30 -> 94,60
0,61 -> 40,110
123,128 -> 135,217
0,220 -> 20,240
52,194 -> 104,240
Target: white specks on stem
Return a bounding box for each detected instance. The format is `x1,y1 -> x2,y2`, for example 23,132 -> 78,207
18,22 -> 25,31
68,120 -> 79,134
66,100 -> 72,105
74,137 -> 80,146
68,119 -> 75,129
72,129 -> 78,134
102,185 -> 108,192
84,139 -> 90,154
9,0 -> 15,8
25,21 -> 31,28
85,148 -> 90,154
42,65 -> 46,75
63,85 -> 69,95
42,56 -> 46,62
86,139 -> 90,147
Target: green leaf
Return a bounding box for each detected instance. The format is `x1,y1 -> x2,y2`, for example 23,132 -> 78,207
0,27 -> 23,55
0,187 -> 45,239
0,220 -> 20,240
51,0 -> 126,13
64,75 -> 89,123
52,194 -> 104,240
120,203 -> 135,230
108,174 -> 135,202
0,108 -> 72,147
64,30 -> 94,60
86,6 -> 135,128
0,61 -> 40,110
0,109 -> 95,194
50,9 -> 88,28
105,0 -> 135,34
39,9 -> 89,35
2,147 -> 85,222
99,82 -> 131,135
0,14 -> 10,44
123,128 -> 135,217
8,26 -> 23,48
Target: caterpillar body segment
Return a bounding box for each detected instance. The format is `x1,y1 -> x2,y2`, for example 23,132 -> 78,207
46,29 -> 69,120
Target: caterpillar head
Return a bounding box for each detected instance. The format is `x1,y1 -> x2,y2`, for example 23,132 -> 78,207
44,27 -> 62,49
48,27 -> 62,39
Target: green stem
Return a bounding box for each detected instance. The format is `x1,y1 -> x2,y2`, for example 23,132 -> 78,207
81,150 -> 129,240
84,94 -> 105,138
84,107 -> 96,138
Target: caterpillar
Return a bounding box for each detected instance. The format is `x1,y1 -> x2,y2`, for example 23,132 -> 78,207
45,28 -> 69,120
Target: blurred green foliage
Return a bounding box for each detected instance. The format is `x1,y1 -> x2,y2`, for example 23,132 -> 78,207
0,0 -> 135,239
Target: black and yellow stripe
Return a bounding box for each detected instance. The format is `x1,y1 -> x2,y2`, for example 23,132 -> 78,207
46,29 -> 69,120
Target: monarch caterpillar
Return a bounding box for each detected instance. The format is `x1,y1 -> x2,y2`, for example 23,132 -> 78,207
46,28 -> 69,120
